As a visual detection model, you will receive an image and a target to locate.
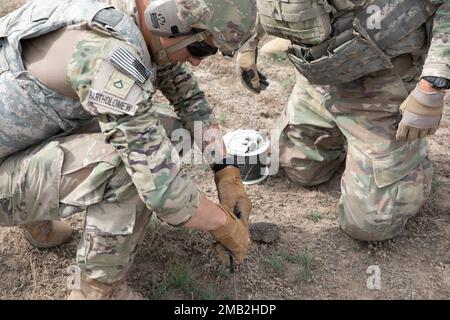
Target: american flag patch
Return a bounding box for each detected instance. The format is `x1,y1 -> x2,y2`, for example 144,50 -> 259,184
110,47 -> 151,84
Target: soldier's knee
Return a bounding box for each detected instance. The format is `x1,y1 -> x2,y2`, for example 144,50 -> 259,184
339,208 -> 409,241
282,166 -> 331,186
339,161 -> 433,241
77,201 -> 150,283
339,140 -> 433,241
281,153 -> 345,187
338,194 -> 425,241
278,124 -> 345,187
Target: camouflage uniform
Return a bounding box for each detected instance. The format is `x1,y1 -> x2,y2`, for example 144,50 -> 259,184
0,0 -> 249,283
254,0 -> 449,240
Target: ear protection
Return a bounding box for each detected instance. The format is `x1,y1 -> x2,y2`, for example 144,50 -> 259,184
144,0 -> 192,37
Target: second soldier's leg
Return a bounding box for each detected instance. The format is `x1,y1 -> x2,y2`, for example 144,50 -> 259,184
277,73 -> 346,186
330,64 -> 433,241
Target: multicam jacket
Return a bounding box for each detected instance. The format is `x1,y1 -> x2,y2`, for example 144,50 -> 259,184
0,0 -> 217,225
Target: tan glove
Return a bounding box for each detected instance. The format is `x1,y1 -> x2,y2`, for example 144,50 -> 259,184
396,84 -> 444,141
236,50 -> 269,94
214,166 -> 252,220
210,205 -> 250,265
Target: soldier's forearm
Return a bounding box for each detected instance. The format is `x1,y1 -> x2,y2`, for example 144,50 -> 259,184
422,2 -> 450,80
193,123 -> 228,165
183,196 -> 227,231
157,63 -> 217,134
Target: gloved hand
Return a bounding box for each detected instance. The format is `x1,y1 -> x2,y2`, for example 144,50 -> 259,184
210,205 -> 250,265
396,84 -> 444,141
214,166 -> 252,219
236,49 -> 269,94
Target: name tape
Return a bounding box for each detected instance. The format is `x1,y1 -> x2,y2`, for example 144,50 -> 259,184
88,89 -> 139,116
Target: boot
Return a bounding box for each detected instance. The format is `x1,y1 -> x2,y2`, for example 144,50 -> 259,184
22,220 -> 72,249
67,274 -> 145,300
261,38 -> 291,57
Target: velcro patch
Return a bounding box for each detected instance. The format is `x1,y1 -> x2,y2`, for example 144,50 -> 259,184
110,47 -> 151,84
88,89 -> 139,116
104,69 -> 135,99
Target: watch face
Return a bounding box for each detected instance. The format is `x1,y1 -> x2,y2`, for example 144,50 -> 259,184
435,77 -> 450,89
422,76 -> 450,89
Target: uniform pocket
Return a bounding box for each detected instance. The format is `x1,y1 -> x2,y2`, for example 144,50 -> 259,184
85,203 -> 136,236
369,139 -> 431,226
21,142 -> 64,221
0,141 -> 64,225
343,139 -> 430,231
77,202 -> 137,270
59,133 -> 122,207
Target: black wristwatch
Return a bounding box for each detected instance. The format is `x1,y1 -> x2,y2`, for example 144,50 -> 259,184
421,76 -> 450,90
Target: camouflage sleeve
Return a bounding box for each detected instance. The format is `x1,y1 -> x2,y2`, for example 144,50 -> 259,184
422,1 -> 450,79
156,63 -> 216,135
67,30 -> 200,226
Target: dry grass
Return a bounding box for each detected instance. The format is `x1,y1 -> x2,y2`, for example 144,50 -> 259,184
0,1 -> 25,17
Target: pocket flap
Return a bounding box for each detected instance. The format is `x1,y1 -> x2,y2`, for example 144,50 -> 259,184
31,4 -> 57,22
85,203 -> 136,236
61,133 -> 121,175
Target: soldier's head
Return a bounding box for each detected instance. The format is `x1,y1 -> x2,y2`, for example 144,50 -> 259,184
144,0 -> 257,66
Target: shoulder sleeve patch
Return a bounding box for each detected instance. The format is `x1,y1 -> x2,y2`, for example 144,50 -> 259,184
104,69 -> 135,98
109,47 -> 151,84
88,59 -> 143,116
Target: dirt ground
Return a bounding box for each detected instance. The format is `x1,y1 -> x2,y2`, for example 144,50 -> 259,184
0,2 -> 449,300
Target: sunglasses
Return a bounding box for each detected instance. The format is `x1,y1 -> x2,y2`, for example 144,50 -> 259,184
186,41 -> 218,59
165,31 -> 218,60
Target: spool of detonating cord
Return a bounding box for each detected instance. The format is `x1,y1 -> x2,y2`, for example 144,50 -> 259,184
223,130 -> 270,185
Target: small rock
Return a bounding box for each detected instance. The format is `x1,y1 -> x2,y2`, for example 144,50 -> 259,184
249,222 -> 280,243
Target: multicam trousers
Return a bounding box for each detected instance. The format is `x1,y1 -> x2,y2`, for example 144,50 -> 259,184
277,58 -> 433,241
0,128 -> 153,284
